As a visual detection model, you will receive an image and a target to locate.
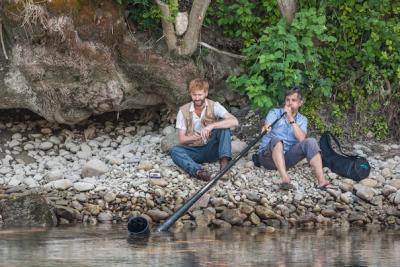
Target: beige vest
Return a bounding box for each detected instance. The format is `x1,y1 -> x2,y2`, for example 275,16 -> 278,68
180,99 -> 218,145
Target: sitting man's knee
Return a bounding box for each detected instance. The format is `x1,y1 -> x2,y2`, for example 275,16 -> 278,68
304,137 -> 318,146
170,145 -> 183,156
302,137 -> 319,152
272,139 -> 284,151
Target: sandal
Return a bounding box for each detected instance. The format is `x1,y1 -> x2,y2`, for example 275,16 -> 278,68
279,182 -> 293,190
316,182 -> 337,191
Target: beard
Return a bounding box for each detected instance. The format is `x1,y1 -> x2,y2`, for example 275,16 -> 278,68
193,99 -> 206,107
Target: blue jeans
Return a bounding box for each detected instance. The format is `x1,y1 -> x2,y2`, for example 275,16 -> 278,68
170,129 -> 232,176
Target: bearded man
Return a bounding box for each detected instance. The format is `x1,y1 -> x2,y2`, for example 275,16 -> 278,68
170,79 -> 239,181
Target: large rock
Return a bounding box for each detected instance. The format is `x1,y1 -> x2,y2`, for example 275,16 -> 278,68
0,194 -> 57,226
221,208 -> 245,225
146,209 -> 169,222
232,140 -> 247,154
161,134 -> 179,153
81,159 -> 108,177
354,185 -> 375,201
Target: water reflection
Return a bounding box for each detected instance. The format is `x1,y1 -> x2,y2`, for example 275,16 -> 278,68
1,224 -> 399,266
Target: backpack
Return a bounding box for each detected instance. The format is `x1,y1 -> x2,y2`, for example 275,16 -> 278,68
319,131 -> 371,181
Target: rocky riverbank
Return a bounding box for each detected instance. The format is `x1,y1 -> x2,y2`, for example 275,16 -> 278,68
0,111 -> 400,230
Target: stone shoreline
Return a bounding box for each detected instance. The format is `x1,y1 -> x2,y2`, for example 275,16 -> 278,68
0,117 -> 400,230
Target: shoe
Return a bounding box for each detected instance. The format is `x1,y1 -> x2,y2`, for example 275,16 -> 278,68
196,169 -> 212,181
279,182 -> 293,190
219,157 -> 230,171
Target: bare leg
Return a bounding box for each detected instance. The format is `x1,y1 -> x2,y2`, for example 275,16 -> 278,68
272,141 -> 290,183
309,152 -> 329,186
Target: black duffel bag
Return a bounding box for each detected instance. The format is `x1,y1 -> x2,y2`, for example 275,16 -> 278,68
319,131 -> 371,181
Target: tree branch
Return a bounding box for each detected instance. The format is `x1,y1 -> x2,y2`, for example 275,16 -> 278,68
156,0 -> 177,52
277,0 -> 297,23
199,42 -> 245,59
181,0 -> 210,55
0,21 -> 9,60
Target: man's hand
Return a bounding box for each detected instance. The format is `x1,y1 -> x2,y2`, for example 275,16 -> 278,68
191,132 -> 203,142
198,125 -> 214,140
284,105 -> 295,122
261,123 -> 272,134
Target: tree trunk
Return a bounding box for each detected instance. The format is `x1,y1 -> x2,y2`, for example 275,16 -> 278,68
156,0 -> 211,56
277,0 -> 297,23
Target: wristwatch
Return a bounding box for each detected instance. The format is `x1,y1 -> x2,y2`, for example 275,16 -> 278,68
289,120 -> 295,124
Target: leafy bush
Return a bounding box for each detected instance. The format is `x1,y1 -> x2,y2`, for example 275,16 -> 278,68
228,8 -> 336,113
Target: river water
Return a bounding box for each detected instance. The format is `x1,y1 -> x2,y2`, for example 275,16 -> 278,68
1,224 -> 399,266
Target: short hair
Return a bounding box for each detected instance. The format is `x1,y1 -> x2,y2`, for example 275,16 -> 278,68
285,86 -> 303,100
189,79 -> 209,93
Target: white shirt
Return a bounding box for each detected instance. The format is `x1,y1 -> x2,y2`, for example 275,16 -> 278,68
176,100 -> 228,132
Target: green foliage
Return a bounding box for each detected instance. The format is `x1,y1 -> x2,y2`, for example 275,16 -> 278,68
209,0 -> 280,47
371,115 -> 389,140
228,8 -> 336,113
301,100 -> 326,132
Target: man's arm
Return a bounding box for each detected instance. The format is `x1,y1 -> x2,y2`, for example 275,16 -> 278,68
177,129 -> 203,145
198,112 -> 239,140
290,122 -> 306,142
285,107 -> 306,141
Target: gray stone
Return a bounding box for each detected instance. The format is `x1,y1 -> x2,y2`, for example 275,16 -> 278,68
232,140 -> 247,154
240,203 -> 255,215
175,12 -> 188,36
389,191 -> 400,205
39,142 -> 54,150
53,179 -> 73,190
8,140 -> 21,148
340,192 -> 354,204
71,200 -> 83,211
98,211 -> 113,222
360,178 -> 378,188
23,177 -> 39,188
147,209 -> 169,222
149,178 -> 168,187
388,179 -> 400,189
23,143 -> 35,150
249,212 -> 261,225
81,159 -> 108,177
160,134 -> 179,153
339,181 -> 353,192
73,182 -> 95,192
382,185 -> 397,196
54,205 -> 79,221
245,191 -> 260,202
138,160 -> 153,171
75,193 -> 87,202
0,166 -> 13,175
221,209 -> 245,225
8,177 -> 21,187
212,219 -> 232,229
355,185 -> 375,201
381,168 -> 392,178
46,169 -> 64,181
11,133 -> 22,140
0,194 -> 57,226
255,205 -> 276,219
162,125 -> 175,136
104,192 -> 116,203
49,136 -> 61,145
